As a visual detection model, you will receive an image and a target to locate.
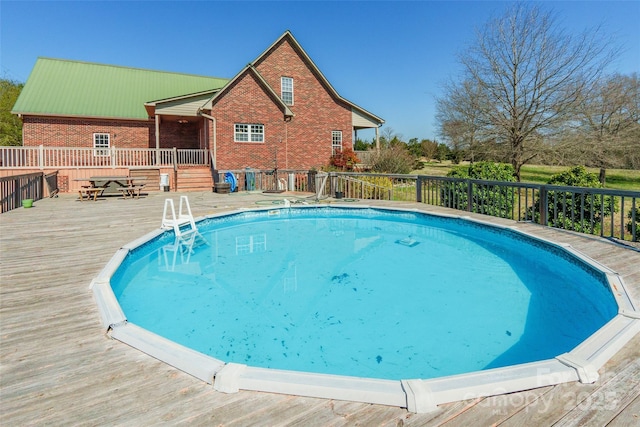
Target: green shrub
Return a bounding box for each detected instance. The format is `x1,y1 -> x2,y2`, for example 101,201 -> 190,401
527,166 -> 617,233
369,145 -> 414,174
441,162 -> 516,218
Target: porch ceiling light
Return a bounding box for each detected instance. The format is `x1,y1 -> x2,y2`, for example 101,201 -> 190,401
177,119 -> 189,124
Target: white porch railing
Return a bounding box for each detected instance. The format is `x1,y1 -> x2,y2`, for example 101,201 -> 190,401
0,146 -> 210,169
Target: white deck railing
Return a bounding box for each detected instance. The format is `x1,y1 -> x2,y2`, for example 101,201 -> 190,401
0,146 -> 210,169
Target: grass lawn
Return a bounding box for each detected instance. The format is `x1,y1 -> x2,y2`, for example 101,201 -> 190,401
412,161 -> 640,191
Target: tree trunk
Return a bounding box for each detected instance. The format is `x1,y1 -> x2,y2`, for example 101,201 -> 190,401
599,168 -> 606,186
513,163 -> 522,182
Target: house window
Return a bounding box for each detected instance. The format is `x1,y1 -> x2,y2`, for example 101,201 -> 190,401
235,124 -> 264,143
332,131 -> 342,154
93,133 -> 110,156
281,77 -> 293,105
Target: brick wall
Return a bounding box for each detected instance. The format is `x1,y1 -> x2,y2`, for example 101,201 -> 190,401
211,72 -> 289,170
22,117 -> 154,148
21,35 -> 358,171
22,116 -> 204,150
210,37 -> 353,171
159,120 -> 201,149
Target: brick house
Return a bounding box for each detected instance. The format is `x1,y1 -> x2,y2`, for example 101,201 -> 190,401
12,31 -> 383,175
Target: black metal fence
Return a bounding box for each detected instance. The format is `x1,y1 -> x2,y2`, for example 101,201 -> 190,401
329,172 -> 640,242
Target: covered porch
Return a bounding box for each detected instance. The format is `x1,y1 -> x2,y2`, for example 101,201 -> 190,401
145,90 -> 385,170
145,90 -> 218,152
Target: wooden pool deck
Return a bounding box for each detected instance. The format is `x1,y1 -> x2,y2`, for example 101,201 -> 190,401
1,191 -> 638,426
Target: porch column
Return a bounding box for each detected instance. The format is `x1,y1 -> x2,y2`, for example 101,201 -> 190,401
155,115 -> 161,165
155,115 -> 161,149
375,126 -> 380,152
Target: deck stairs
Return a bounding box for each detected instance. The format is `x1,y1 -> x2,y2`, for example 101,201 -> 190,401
175,167 -> 213,192
160,196 -> 208,256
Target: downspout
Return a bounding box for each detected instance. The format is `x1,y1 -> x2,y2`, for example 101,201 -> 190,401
199,112 -> 217,170
285,119 -> 288,169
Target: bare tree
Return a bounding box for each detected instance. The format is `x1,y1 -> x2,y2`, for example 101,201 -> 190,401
379,126 -> 404,148
574,73 -> 640,183
436,79 -> 487,162
453,3 -> 617,180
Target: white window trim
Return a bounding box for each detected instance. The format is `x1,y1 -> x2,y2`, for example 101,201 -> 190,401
93,133 -> 110,157
234,123 -> 265,143
332,130 -> 343,154
281,76 -> 294,106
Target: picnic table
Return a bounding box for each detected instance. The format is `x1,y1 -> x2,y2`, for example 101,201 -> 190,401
74,176 -> 145,201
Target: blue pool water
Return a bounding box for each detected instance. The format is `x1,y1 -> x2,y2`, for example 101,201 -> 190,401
111,207 -> 618,380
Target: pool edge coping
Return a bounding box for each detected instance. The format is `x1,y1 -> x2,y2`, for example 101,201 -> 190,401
91,203 -> 640,413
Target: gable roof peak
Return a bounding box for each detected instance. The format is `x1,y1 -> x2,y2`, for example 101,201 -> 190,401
201,64 -> 294,117
249,30 -> 384,126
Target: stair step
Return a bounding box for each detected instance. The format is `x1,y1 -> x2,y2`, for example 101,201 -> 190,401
175,166 -> 213,192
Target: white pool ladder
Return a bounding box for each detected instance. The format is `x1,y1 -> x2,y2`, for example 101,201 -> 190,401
161,196 -> 207,247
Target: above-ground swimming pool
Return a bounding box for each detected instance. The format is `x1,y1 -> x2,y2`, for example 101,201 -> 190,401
93,204 -> 639,413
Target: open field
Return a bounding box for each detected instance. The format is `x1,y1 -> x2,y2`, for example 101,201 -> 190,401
412,162 -> 640,191
1,191 -> 639,425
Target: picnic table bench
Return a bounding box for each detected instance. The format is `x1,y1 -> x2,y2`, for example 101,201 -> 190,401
78,187 -> 104,201
118,184 -> 146,199
75,176 -> 141,201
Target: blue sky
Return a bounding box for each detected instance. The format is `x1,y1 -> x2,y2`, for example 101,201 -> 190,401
1,1 -> 638,142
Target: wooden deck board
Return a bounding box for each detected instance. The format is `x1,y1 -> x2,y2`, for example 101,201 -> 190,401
607,394 -> 640,427
1,192 -> 638,425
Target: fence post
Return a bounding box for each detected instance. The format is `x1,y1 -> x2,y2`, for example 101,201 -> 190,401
13,177 -> 20,209
467,180 -> 473,212
307,170 -> 317,193
330,172 -> 336,197
539,186 -> 548,225
172,148 -> 178,191
416,177 -> 422,203
111,146 -> 117,168
38,145 -> 44,169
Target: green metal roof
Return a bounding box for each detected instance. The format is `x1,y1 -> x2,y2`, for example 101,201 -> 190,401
12,58 -> 229,120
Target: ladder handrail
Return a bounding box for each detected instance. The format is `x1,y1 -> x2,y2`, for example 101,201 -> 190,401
178,195 -> 197,230
160,196 -> 209,251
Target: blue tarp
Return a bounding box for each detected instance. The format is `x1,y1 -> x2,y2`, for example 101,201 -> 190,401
245,170 -> 255,191
224,172 -> 237,192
